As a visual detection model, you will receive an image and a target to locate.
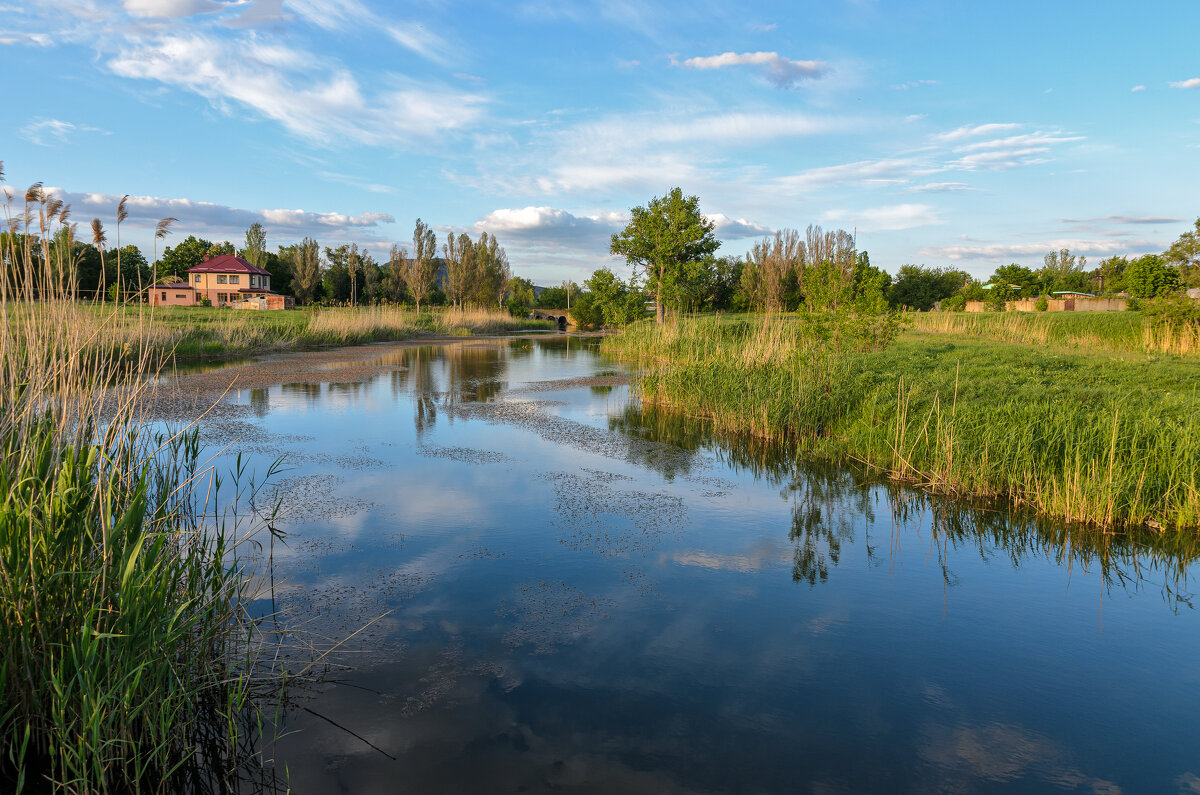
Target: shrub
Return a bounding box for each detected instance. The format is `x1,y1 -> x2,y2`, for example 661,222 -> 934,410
1035,295 -> 1049,312
941,294 -> 966,312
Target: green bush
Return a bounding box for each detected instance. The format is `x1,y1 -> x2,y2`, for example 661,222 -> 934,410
941,294 -> 966,312
1035,295 -> 1049,312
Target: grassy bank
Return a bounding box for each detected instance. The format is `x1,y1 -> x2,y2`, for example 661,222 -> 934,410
606,314 -> 1200,531
2,248 -> 278,786
911,309 -> 1200,357
21,304 -> 555,362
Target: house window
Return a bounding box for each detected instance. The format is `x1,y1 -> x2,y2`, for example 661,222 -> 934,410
194,274 -> 202,284
217,293 -> 226,303
229,275 -> 240,284
217,275 -> 227,284
175,294 -> 186,299
161,292 -> 167,301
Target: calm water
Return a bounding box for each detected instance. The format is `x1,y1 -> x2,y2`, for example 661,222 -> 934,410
195,336 -> 1200,794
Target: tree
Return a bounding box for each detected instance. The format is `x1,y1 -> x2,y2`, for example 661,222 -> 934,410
160,235 -> 217,279
443,232 -> 472,307
242,222 -> 267,270
385,244 -> 410,304
405,219 -> 438,313
989,263 -> 1040,295
610,187 -> 720,323
1040,248 -> 1088,294
505,275 -> 535,316
1164,218 -> 1200,288
888,265 -> 966,311
583,267 -> 644,327
1125,254 -> 1178,298
285,237 -> 322,304
1094,256 -> 1128,294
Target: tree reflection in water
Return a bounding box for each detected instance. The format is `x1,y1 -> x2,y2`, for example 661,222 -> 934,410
616,403 -> 1200,608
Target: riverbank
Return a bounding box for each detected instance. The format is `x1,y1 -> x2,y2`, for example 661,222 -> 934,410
605,314 -> 1200,531
22,304 -> 556,363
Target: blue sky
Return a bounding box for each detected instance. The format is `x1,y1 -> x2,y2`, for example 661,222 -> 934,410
3,0 -> 1198,283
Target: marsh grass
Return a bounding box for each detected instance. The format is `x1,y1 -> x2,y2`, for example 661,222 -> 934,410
911,309 -> 1200,356
1,178 -> 287,791
607,314 -> 1200,531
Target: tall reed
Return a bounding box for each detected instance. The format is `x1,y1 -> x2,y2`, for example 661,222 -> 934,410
1,175 -> 280,790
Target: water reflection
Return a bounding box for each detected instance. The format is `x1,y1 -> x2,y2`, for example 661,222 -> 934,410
617,403 -> 1200,605
172,336 -> 1200,793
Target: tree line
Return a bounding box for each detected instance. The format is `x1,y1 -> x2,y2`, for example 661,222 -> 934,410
575,188 -> 1200,325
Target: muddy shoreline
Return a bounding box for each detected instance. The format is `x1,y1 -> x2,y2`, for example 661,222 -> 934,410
145,331 -> 619,422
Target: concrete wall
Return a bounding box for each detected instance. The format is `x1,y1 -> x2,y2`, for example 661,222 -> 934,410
962,297 -> 1127,313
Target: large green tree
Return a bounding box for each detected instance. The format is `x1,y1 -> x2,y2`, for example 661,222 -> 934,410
1164,218 -> 1200,288
610,187 -> 720,323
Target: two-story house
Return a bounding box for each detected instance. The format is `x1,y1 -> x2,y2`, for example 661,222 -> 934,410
150,254 -> 293,309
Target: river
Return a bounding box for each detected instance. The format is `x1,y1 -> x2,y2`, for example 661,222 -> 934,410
167,334 -> 1200,793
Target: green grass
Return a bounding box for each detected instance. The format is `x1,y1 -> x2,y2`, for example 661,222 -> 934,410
606,314 -> 1200,531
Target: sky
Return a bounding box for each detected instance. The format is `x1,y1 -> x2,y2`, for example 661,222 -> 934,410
2,0 -> 1199,284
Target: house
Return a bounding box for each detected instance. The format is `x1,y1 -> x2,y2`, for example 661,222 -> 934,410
150,254 -> 293,309
149,281 -> 196,307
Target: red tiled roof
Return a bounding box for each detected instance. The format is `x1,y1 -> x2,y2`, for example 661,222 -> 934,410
186,254 -> 271,275
151,282 -> 193,289
237,288 -> 279,294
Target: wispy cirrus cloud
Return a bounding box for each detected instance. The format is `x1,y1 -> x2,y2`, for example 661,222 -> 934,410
909,181 -> 972,193
918,237 -> 1159,261
1059,214 -> 1182,225
108,33 -> 486,146
776,157 -> 934,190
20,118 -> 109,146
933,122 -> 1022,142
823,203 -> 942,232
678,51 -> 828,88
123,0 -> 224,18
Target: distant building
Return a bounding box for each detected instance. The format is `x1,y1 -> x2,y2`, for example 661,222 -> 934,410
150,255 -> 293,309
1051,290 -> 1096,299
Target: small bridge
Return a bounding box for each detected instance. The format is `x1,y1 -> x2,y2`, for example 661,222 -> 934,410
530,309 -> 573,329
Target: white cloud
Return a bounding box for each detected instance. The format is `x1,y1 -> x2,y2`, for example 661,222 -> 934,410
107,33 -> 485,145
1170,78 -> 1200,89
473,206 -> 625,249
909,182 -> 972,193
751,23 -> 777,32
704,213 -> 774,238
822,203 -> 941,232
1131,85 -> 1146,92
123,0 -> 224,18
43,187 -> 393,241
933,122 -> 1022,142
679,51 -> 828,88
